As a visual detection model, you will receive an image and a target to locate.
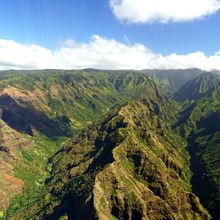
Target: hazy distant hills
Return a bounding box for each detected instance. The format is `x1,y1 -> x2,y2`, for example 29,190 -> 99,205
175,72 -> 220,101
0,69 -> 219,219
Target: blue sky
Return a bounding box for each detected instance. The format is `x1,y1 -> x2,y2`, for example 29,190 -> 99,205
1,0 -> 220,70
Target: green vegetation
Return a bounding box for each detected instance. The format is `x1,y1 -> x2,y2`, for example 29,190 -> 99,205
174,73 -> 220,219
0,69 -> 219,219
3,135 -> 67,219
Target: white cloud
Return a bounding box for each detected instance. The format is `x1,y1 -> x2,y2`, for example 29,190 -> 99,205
0,39 -> 62,69
109,0 -> 220,23
0,36 -> 220,70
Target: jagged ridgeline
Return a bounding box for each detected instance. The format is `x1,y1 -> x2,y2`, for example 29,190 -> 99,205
0,69 -> 219,220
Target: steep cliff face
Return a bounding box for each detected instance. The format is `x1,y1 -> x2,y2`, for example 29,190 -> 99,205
0,87 -> 73,137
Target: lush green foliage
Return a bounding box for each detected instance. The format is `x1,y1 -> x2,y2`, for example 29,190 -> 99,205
0,69 -> 219,220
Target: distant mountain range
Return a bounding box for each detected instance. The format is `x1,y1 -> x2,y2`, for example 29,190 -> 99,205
0,69 -> 219,220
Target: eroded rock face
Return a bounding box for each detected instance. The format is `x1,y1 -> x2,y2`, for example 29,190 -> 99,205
0,119 -> 33,211
0,93 -> 61,137
0,159 -> 24,211
0,119 -> 33,158
0,171 -> 24,210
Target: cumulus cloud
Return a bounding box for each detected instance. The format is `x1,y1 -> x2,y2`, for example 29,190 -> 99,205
109,0 -> 220,23
0,35 -> 220,70
0,39 -> 62,69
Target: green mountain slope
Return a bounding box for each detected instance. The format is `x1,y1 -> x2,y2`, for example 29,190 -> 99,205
0,70 -> 160,131
0,70 -> 172,218
83,68 -> 204,94
143,69 -> 203,94
8,77 -> 210,220
0,69 -> 219,219
175,73 -> 220,102
174,73 -> 220,219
